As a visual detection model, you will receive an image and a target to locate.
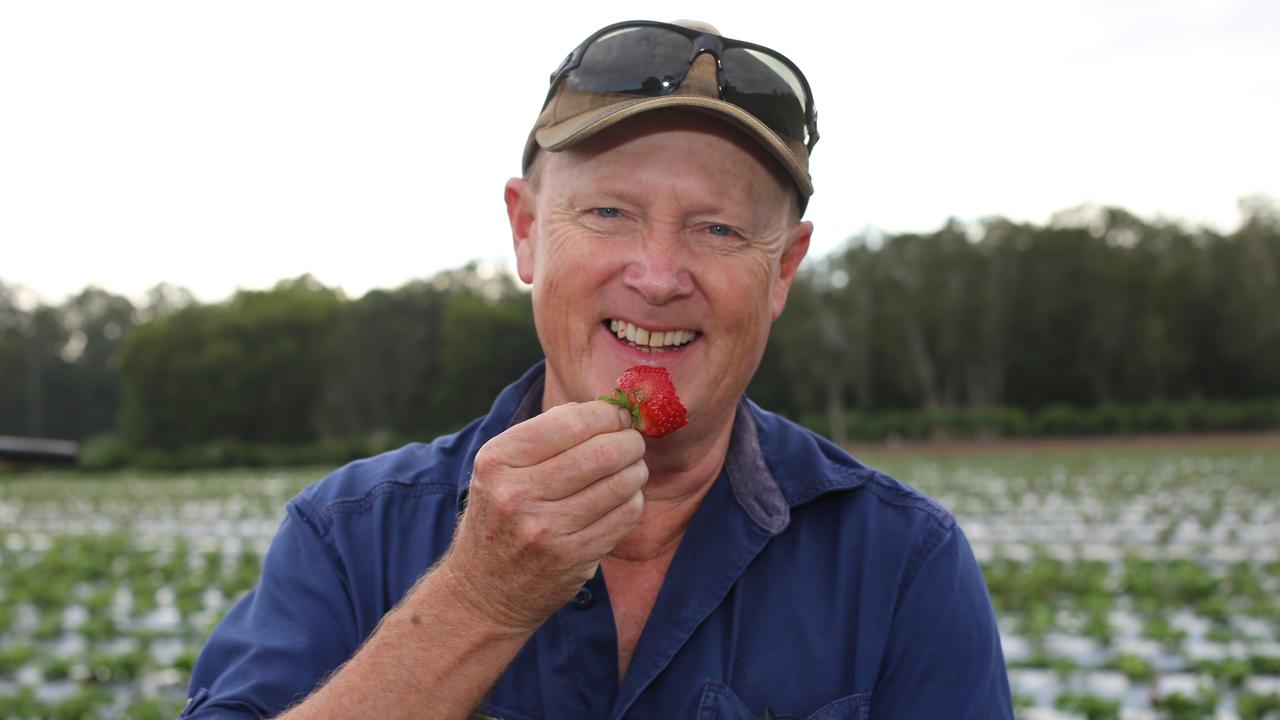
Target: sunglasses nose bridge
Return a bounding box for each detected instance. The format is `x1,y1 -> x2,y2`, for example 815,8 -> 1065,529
676,52 -> 722,98
688,33 -> 725,68
687,34 -> 726,95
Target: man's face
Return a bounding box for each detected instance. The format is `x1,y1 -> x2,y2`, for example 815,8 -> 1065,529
506,110 -> 812,440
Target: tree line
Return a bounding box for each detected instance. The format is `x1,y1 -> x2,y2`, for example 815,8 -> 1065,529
1,199 -> 1277,464
752,198 -> 1280,438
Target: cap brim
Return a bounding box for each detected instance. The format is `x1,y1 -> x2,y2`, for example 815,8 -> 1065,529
530,95 -> 813,197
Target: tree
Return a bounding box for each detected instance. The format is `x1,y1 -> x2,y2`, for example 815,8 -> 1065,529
118,278 -> 342,448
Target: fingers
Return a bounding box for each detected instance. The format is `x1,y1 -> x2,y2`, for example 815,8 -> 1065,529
498,401 -> 633,468
473,400 -> 643,503
535,429 -> 646,501
563,485 -> 646,560
552,458 -> 649,532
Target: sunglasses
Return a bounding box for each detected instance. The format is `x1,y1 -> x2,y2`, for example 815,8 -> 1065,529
543,21 -> 819,152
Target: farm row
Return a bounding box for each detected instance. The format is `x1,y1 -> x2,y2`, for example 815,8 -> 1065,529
1,444 -> 1278,718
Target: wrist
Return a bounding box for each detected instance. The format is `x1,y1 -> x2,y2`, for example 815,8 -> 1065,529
424,556 -> 543,639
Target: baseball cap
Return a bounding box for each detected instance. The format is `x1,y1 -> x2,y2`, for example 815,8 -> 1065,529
521,20 -> 816,212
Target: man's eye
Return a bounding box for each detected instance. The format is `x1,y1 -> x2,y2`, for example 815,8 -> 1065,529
707,224 -> 734,237
593,208 -> 622,219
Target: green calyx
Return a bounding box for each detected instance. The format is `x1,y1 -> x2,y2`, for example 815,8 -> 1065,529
600,388 -> 641,429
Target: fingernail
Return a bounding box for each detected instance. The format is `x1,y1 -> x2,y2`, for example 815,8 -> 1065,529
618,408 -> 632,428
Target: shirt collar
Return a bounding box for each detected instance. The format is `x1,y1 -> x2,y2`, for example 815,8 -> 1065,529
506,369 -> 545,428
723,400 -> 791,535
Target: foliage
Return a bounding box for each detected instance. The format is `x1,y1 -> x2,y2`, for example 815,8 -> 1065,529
1237,693 -> 1280,720
1109,652 -> 1153,682
1054,692 -> 1121,720
755,199 -> 1280,438
1155,689 -> 1223,720
117,276 -> 344,449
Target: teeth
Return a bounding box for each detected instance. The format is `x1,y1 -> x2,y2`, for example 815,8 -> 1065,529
609,320 -> 697,349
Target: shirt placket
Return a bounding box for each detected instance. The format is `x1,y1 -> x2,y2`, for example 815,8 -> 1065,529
608,467 -> 781,719
536,569 -> 620,718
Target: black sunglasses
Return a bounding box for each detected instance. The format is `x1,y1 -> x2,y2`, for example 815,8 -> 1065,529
544,21 -> 819,152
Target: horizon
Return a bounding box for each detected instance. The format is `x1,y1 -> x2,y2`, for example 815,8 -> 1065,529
5,197 -> 1271,310
3,0 -> 1278,307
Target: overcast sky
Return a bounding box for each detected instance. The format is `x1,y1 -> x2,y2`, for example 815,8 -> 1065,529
2,0 -> 1277,306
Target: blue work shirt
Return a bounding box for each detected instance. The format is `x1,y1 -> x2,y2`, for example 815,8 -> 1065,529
185,362 -> 1013,719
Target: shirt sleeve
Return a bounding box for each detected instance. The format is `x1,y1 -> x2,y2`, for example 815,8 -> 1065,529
869,522 -> 1015,720
181,501 -> 360,719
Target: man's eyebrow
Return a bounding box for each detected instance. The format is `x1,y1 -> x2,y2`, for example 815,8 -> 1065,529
558,185 -> 780,229
558,188 -> 643,209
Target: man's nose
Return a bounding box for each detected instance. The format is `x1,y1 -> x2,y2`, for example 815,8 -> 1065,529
622,229 -> 694,304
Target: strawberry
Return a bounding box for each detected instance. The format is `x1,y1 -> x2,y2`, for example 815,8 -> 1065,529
600,366 -> 688,438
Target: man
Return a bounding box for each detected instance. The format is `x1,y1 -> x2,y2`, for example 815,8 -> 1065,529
184,20 -> 1013,719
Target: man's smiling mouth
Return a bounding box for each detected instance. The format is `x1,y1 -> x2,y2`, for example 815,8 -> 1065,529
605,319 -> 699,352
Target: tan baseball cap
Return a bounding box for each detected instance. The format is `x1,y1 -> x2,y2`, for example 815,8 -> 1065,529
521,20 -> 815,213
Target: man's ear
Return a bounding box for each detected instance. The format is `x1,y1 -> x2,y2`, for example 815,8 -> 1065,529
770,220 -> 813,320
505,177 -> 536,284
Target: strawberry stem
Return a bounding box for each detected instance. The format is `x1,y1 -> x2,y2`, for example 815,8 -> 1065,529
599,388 -> 641,429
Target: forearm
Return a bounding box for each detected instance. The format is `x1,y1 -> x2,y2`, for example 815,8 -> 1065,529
277,561 -> 535,720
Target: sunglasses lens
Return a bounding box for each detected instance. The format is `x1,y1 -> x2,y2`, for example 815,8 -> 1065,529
722,48 -> 810,145
569,27 -> 691,96
557,25 -> 815,149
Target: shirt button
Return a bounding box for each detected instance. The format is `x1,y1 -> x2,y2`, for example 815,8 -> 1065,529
571,587 -> 593,609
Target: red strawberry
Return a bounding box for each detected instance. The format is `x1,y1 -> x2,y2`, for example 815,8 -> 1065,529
600,366 -> 688,438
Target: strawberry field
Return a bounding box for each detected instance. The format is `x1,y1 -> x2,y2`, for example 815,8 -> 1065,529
0,469 -> 315,719
2,443 -> 1279,719
867,444 -> 1280,720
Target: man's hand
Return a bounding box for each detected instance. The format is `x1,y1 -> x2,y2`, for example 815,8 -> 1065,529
441,400 -> 647,632
274,402 -> 644,720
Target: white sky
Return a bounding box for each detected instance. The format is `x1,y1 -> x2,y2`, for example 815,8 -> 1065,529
2,0 -> 1277,306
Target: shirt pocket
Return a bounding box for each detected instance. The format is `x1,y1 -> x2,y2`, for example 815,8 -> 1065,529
807,693 -> 871,720
696,681 -> 870,720
179,688 -> 210,717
